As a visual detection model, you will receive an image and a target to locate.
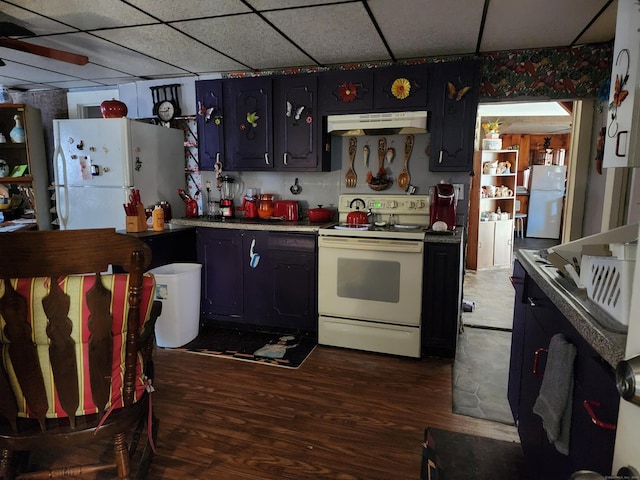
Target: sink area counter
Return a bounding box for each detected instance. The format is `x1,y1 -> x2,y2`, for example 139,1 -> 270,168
515,249 -> 626,366
171,217 -> 337,232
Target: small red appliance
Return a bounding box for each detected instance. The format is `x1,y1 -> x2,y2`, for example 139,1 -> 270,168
178,188 -> 199,218
429,183 -> 457,230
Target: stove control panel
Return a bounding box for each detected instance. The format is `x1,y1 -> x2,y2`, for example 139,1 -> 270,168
339,194 -> 429,215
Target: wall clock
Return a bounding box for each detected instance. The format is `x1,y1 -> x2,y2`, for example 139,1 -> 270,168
150,84 -> 182,123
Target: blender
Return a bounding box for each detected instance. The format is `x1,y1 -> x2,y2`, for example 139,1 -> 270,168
220,175 -> 239,218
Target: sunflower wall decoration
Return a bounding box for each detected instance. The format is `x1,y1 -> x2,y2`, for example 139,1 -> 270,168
338,82 -> 358,102
391,78 -> 411,100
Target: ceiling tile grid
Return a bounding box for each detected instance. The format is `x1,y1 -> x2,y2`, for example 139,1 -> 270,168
0,0 -> 617,91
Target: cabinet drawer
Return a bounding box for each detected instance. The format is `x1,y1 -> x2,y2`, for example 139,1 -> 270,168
268,232 -> 316,253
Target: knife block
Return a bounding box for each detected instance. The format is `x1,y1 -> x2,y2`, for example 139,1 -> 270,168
125,204 -> 148,232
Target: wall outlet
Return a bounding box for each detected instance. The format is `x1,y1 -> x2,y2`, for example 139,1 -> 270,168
454,183 -> 464,201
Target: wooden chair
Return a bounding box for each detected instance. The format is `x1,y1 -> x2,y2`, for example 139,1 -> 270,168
0,228 -> 161,479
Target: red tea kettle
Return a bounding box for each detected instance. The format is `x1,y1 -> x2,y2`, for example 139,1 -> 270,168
346,198 -> 368,225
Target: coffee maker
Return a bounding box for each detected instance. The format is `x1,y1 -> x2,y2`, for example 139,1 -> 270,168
429,183 -> 457,230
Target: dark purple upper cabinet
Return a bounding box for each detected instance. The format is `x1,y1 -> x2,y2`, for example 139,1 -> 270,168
429,60 -> 480,172
319,69 -> 374,114
224,76 -> 274,170
373,64 -> 428,111
195,79 -> 225,171
274,75 -> 323,170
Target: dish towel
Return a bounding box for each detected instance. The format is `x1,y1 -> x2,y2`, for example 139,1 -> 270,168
532,333 -> 577,455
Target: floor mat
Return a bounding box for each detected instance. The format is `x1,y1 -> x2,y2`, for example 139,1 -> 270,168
171,327 -> 317,369
422,427 -> 526,480
452,327 -> 514,425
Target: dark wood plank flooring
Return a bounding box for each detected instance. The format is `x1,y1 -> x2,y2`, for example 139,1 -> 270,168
26,345 -> 519,479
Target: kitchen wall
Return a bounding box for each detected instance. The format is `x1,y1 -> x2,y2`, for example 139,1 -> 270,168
202,132 -> 472,220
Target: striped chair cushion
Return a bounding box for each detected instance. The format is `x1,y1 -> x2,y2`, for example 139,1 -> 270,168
0,273 -> 155,419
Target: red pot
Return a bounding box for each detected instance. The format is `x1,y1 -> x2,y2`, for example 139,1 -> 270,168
307,205 -> 334,223
100,98 -> 128,118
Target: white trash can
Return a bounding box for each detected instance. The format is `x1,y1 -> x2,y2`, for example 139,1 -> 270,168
148,263 -> 202,348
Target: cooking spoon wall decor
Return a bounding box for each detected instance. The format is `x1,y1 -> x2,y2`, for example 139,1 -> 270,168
397,135 -> 414,190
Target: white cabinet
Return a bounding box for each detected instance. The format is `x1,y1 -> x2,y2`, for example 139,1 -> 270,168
603,0 -> 640,168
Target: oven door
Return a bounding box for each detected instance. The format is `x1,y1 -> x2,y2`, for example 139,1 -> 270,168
318,236 -> 423,325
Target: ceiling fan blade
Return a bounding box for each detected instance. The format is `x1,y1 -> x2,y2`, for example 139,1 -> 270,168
0,37 -> 88,65
0,22 -> 35,37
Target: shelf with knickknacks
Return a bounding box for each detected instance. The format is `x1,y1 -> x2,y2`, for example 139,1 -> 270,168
481,119 -> 502,150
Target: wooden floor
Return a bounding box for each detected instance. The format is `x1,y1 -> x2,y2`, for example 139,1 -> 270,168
27,345 -> 519,479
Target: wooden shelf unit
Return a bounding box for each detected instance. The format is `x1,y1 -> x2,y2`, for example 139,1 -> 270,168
467,149 -> 518,269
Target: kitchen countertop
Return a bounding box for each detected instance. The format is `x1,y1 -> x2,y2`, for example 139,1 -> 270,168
171,216 -> 336,232
118,223 -> 196,238
516,249 -> 627,367
173,217 -> 465,242
424,228 -> 464,244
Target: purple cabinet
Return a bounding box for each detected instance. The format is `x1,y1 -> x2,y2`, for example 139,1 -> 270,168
197,227 -> 243,319
198,228 -> 317,333
429,60 -> 480,172
274,75 -> 327,171
224,76 -> 274,170
509,266 -> 620,479
373,64 -> 428,111
195,79 -> 225,171
319,69 -> 374,114
421,241 -> 462,358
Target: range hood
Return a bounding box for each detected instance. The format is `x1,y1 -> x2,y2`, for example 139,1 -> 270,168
326,111 -> 428,136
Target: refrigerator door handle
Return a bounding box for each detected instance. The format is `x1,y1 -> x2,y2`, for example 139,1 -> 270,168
54,122 -> 70,229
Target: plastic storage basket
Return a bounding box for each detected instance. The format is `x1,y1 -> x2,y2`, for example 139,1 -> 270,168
582,255 -> 634,326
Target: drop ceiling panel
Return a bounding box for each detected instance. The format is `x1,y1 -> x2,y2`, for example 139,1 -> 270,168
47,80 -> 112,89
262,3 -> 390,65
0,2 -> 77,35
247,0 -> 332,9
173,14 -> 314,69
574,0 -> 617,44
26,33 -> 189,77
126,0 -> 251,22
481,0 -> 613,51
0,59 -> 79,84
8,0 -> 156,29
370,0 -> 485,57
94,25 -> 246,73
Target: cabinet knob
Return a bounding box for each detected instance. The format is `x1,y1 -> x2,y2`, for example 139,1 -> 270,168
527,296 -> 537,307
533,347 -> 548,377
283,152 -> 288,165
264,153 -> 270,165
438,150 -> 443,164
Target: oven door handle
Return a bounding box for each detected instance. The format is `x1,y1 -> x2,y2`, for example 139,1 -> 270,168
318,236 -> 423,253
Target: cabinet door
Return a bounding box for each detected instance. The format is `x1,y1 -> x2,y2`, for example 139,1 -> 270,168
508,260 -> 526,422
569,356 -> 619,475
266,232 -> 317,332
197,228 -> 243,319
429,60 -> 480,172
319,69 -> 374,114
477,222 -> 494,268
225,76 -> 274,170
195,80 -> 225,171
373,64 -> 428,111
421,242 -> 461,357
493,220 -> 513,266
242,230 -> 272,326
274,75 -> 321,170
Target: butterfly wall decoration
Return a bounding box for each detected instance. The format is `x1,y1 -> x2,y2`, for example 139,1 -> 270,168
447,82 -> 471,101
286,101 -> 311,125
608,48 -> 630,137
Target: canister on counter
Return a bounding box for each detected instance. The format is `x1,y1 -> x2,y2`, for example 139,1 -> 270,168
152,205 -> 165,231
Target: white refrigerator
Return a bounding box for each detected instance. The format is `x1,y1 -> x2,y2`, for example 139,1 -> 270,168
53,118 -> 184,230
526,165 -> 566,239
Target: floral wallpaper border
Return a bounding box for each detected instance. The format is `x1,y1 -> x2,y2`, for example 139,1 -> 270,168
223,42 -> 613,101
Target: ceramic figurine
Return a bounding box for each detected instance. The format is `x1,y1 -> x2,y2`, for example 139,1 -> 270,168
10,115 -> 25,143
0,86 -> 12,104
